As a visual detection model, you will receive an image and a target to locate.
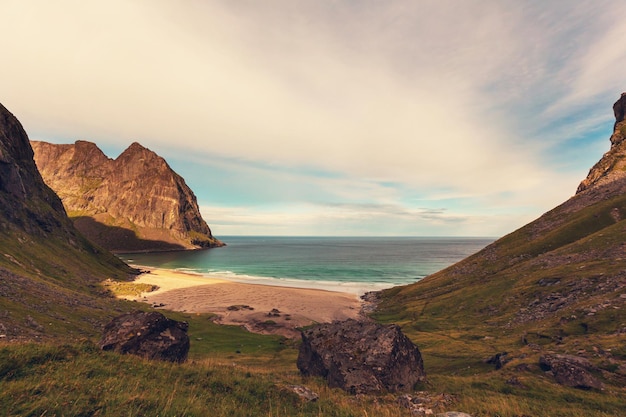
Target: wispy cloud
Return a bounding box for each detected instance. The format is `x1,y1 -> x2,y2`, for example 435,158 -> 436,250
1,1 -> 625,235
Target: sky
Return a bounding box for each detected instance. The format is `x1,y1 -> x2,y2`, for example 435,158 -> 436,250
1,0 -> 625,237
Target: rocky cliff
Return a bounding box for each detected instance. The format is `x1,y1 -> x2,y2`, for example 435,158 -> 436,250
577,92 -> 626,193
0,103 -> 69,236
31,140 -> 223,252
0,102 -> 136,341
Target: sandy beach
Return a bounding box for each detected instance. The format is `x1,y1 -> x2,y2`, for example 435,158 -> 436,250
125,268 -> 363,337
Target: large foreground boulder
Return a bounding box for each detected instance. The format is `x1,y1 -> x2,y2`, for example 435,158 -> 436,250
99,311 -> 190,363
539,354 -> 604,390
297,319 -> 425,394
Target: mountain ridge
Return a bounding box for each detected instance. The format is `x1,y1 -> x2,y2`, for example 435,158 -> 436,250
31,139 -> 224,252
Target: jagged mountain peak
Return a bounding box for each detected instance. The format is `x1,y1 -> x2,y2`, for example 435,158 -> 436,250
31,140 -> 223,252
114,141 -> 172,175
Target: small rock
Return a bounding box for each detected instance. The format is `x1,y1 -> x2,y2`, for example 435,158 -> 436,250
506,376 -> 526,388
397,394 -> 434,415
25,316 -> 44,331
285,385 -> 319,402
227,305 -> 254,311
484,352 -> 509,370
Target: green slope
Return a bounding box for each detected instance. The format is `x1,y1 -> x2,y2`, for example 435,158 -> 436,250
372,180 -> 626,415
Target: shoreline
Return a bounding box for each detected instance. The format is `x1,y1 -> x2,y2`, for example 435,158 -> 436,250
123,267 -> 365,338
123,262 -> 398,296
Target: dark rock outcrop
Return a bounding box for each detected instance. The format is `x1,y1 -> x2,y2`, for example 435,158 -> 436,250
539,354 -> 604,390
99,311 -> 190,363
577,92 -> 626,193
297,319 -> 425,394
0,102 -> 135,341
0,103 -> 70,236
484,352 -> 509,370
31,140 -> 223,252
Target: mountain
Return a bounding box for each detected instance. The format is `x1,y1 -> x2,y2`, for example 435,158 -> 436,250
577,92 -> 626,193
374,94 -> 626,394
31,140 -> 224,252
0,102 -> 136,341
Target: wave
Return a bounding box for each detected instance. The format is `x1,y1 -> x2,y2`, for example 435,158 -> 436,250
137,264 -> 403,296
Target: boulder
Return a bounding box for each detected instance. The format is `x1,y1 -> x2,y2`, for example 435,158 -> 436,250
484,352 -> 509,370
99,311 -> 190,363
539,354 -> 603,390
297,319 -> 425,394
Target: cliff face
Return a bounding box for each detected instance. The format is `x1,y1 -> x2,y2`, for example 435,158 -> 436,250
31,140 -> 223,252
577,92 -> 626,193
0,102 -> 135,341
0,103 -> 68,236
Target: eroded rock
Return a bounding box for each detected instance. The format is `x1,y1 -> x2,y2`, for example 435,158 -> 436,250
99,311 -> 190,363
539,354 -> 604,390
31,140 -> 224,252
297,319 -> 425,394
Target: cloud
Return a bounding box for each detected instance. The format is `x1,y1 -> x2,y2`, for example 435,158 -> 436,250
0,2 -> 540,185
201,201 -> 521,237
2,1 -> 625,235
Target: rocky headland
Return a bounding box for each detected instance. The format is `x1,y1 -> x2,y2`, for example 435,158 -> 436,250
31,140 -> 223,252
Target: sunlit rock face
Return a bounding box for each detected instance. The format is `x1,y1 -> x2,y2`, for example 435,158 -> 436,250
577,93 -> 626,194
32,140 -> 223,252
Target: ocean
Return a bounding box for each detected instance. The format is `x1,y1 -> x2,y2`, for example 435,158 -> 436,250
119,236 -> 494,295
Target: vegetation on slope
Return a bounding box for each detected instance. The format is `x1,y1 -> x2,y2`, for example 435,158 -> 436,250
372,183 -> 626,415
0,314 -> 420,417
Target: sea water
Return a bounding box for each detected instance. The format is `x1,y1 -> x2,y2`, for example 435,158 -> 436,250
119,236 -> 493,295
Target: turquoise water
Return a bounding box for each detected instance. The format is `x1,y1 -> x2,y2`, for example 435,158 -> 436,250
119,236 -> 493,294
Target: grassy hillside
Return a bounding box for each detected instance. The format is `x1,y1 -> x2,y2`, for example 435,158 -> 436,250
373,182 -> 626,415
0,314 -> 426,417
2,184 -> 625,416
0,223 -> 140,341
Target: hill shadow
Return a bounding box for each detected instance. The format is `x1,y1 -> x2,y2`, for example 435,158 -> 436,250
71,216 -> 187,253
